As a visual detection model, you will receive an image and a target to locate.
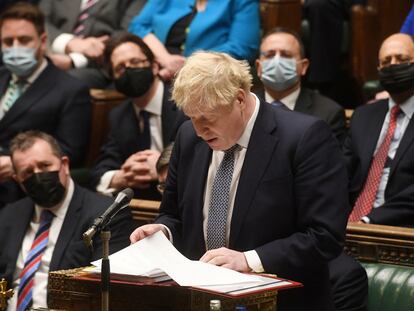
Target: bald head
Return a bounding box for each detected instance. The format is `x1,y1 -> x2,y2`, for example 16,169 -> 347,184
378,33 -> 414,68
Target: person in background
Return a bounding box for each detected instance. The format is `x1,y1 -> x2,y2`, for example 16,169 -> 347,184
345,33 -> 414,227
90,33 -> 183,200
128,0 -> 260,81
39,0 -> 147,88
0,130 -> 133,311
255,27 -> 346,144
155,142 -> 174,194
130,51 -> 350,311
0,2 -> 90,208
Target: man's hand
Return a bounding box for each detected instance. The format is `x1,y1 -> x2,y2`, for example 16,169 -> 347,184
136,149 -> 160,180
200,247 -> 250,272
48,53 -> 73,70
130,224 -> 168,243
66,35 -> 109,59
158,54 -> 186,81
0,156 -> 14,182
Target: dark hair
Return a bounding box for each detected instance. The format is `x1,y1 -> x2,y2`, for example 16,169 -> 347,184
0,2 -> 45,36
10,130 -> 63,159
262,27 -> 305,59
156,142 -> 174,174
104,32 -> 155,76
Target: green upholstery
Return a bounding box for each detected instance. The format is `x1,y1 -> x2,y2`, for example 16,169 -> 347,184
363,80 -> 382,101
70,167 -> 91,188
362,263 -> 414,311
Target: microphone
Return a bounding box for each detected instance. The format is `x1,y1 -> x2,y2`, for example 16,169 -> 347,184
83,188 -> 134,247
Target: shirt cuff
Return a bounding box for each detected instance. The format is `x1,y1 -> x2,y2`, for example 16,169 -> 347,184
96,170 -> 118,195
52,33 -> 75,54
160,224 -> 173,243
244,250 -> 265,273
361,216 -> 371,224
69,52 -> 88,68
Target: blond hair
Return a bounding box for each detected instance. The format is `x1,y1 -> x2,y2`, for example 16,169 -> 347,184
172,51 -> 252,113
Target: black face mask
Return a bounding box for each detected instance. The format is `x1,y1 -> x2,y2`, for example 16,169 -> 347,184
22,171 -> 66,208
379,63 -> 414,95
114,67 -> 154,98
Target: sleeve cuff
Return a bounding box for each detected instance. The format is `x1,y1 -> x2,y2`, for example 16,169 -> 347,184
96,170 -> 118,195
361,216 -> 371,224
244,250 -> 265,273
52,33 -> 75,54
160,224 -> 173,243
69,52 -> 88,68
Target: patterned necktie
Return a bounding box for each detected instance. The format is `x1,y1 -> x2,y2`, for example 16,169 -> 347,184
139,110 -> 151,149
16,210 -> 54,311
73,0 -> 98,37
2,80 -> 27,114
349,105 -> 401,222
206,145 -> 239,250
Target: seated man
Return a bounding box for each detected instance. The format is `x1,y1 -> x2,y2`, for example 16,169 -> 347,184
90,33 -> 183,200
255,27 -> 346,143
39,0 -> 146,88
130,51 -> 350,311
0,2 -> 91,207
346,33 -> 414,227
0,130 -> 133,311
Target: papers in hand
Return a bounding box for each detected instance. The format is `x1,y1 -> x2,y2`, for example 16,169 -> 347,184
91,231 -> 297,296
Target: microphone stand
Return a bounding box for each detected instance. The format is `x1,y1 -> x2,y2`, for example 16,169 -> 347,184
100,227 -> 111,311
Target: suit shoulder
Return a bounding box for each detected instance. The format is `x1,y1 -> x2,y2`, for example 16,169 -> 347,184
303,88 -> 344,112
74,185 -> 115,215
45,62 -> 89,92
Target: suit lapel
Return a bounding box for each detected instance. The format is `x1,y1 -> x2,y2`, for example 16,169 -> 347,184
0,70 -> 10,99
229,101 -> 279,247
295,88 -> 312,114
389,116 -> 414,178
50,186 -> 83,271
67,0 -> 83,30
0,62 -> 54,131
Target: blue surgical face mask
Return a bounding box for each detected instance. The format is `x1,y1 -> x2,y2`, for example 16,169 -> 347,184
261,54 -> 299,92
2,46 -> 39,77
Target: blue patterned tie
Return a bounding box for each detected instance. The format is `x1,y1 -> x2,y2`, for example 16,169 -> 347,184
206,145 -> 239,250
2,80 -> 26,114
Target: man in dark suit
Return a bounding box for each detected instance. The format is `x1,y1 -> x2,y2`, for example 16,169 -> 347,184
90,33 -> 182,200
39,0 -> 147,88
0,3 -> 90,208
345,33 -> 414,227
255,27 -> 346,143
130,51 -> 350,311
0,131 -> 133,311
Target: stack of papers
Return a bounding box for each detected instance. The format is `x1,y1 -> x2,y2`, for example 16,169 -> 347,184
90,232 -> 299,296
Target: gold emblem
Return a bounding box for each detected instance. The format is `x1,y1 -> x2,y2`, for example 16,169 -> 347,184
0,278 -> 14,311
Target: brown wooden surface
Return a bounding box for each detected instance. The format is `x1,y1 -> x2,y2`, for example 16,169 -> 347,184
48,268 -> 278,311
345,223 -> 414,266
260,0 -> 301,35
86,89 -> 126,166
129,199 -> 160,226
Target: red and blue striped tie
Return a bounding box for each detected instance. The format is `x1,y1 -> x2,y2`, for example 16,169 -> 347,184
16,210 -> 54,311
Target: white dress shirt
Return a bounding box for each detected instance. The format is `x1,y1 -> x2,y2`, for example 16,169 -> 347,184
264,87 -> 301,111
7,179 -> 74,311
362,95 -> 414,223
97,82 -> 164,195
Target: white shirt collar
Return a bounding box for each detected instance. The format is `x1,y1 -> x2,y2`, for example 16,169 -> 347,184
33,178 -> 75,222
389,93 -> 414,120
133,81 -> 164,116
264,87 -> 301,111
236,92 -> 260,149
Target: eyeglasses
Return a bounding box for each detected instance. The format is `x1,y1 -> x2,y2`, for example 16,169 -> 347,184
157,182 -> 166,194
113,58 -> 150,76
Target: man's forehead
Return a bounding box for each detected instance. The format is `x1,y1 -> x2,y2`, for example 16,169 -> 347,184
379,36 -> 414,58
261,33 -> 299,52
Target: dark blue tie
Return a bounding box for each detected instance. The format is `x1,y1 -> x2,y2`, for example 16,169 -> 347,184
271,100 -> 284,108
206,145 -> 239,250
139,110 -> 151,149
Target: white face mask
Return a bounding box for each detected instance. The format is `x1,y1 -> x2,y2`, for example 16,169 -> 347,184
261,54 -> 299,92
2,46 -> 39,77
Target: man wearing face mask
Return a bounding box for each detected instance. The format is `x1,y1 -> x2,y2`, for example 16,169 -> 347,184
0,131 -> 133,311
345,33 -> 414,227
0,3 -> 91,208
90,33 -> 183,200
255,27 -> 346,144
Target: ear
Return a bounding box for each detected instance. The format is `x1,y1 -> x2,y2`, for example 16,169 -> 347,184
152,61 -> 160,76
61,156 -> 70,175
299,58 -> 310,76
40,32 -> 47,54
236,89 -> 247,110
255,59 -> 262,78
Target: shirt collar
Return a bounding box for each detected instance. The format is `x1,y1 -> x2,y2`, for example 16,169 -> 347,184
236,92 -> 260,149
33,178 -> 75,223
133,81 -> 164,116
389,93 -> 414,120
11,58 -> 47,85
264,87 -> 301,111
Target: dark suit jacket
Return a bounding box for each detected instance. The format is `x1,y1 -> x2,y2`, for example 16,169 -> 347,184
0,184 -> 133,288
90,82 -> 183,199
158,100 -> 350,311
39,0 -> 146,42
344,99 -> 414,227
256,87 -> 347,143
0,61 -> 91,165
